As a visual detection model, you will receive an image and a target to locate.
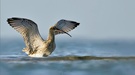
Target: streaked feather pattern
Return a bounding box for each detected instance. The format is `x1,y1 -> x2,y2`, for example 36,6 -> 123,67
54,19 -> 79,36
7,17 -> 79,57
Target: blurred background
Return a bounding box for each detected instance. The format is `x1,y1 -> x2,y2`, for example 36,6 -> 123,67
0,0 -> 135,75
1,0 -> 135,40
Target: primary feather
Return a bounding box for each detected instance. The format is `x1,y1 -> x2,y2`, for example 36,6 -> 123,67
7,17 -> 80,57
7,17 -> 44,54
54,19 -> 79,36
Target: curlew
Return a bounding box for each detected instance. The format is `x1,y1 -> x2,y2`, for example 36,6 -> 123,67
7,17 -> 79,57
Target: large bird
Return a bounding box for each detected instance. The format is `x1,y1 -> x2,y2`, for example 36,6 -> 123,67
7,17 -> 79,57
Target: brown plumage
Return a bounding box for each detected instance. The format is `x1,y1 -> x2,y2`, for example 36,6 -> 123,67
7,17 -> 80,57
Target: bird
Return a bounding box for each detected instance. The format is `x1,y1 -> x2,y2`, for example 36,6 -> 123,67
7,17 -> 80,57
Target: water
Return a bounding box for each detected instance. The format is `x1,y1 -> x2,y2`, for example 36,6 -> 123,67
0,38 -> 135,75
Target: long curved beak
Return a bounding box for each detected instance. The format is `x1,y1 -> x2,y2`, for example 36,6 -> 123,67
53,27 -> 72,37
60,30 -> 72,37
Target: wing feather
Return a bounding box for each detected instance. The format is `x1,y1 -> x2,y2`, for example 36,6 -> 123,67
7,17 -> 44,50
54,19 -> 79,36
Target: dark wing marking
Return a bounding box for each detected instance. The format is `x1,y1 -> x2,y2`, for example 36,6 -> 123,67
54,19 -> 79,36
7,17 -> 44,50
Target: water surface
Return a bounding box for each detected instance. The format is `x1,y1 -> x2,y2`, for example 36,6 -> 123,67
0,39 -> 135,75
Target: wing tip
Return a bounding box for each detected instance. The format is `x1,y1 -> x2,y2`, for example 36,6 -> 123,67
7,17 -> 21,21
7,18 -> 11,21
76,22 -> 80,26
7,17 -> 21,27
73,22 -> 80,29
7,18 -> 13,24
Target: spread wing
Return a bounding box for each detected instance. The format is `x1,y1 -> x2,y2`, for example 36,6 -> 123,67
7,17 -> 44,50
54,19 -> 80,37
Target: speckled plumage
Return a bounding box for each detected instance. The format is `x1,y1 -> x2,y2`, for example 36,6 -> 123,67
7,17 -> 79,57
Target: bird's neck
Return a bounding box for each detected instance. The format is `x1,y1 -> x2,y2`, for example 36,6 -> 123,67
47,28 -> 55,42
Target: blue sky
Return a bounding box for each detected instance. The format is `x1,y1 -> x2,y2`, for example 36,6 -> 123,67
1,0 -> 135,40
